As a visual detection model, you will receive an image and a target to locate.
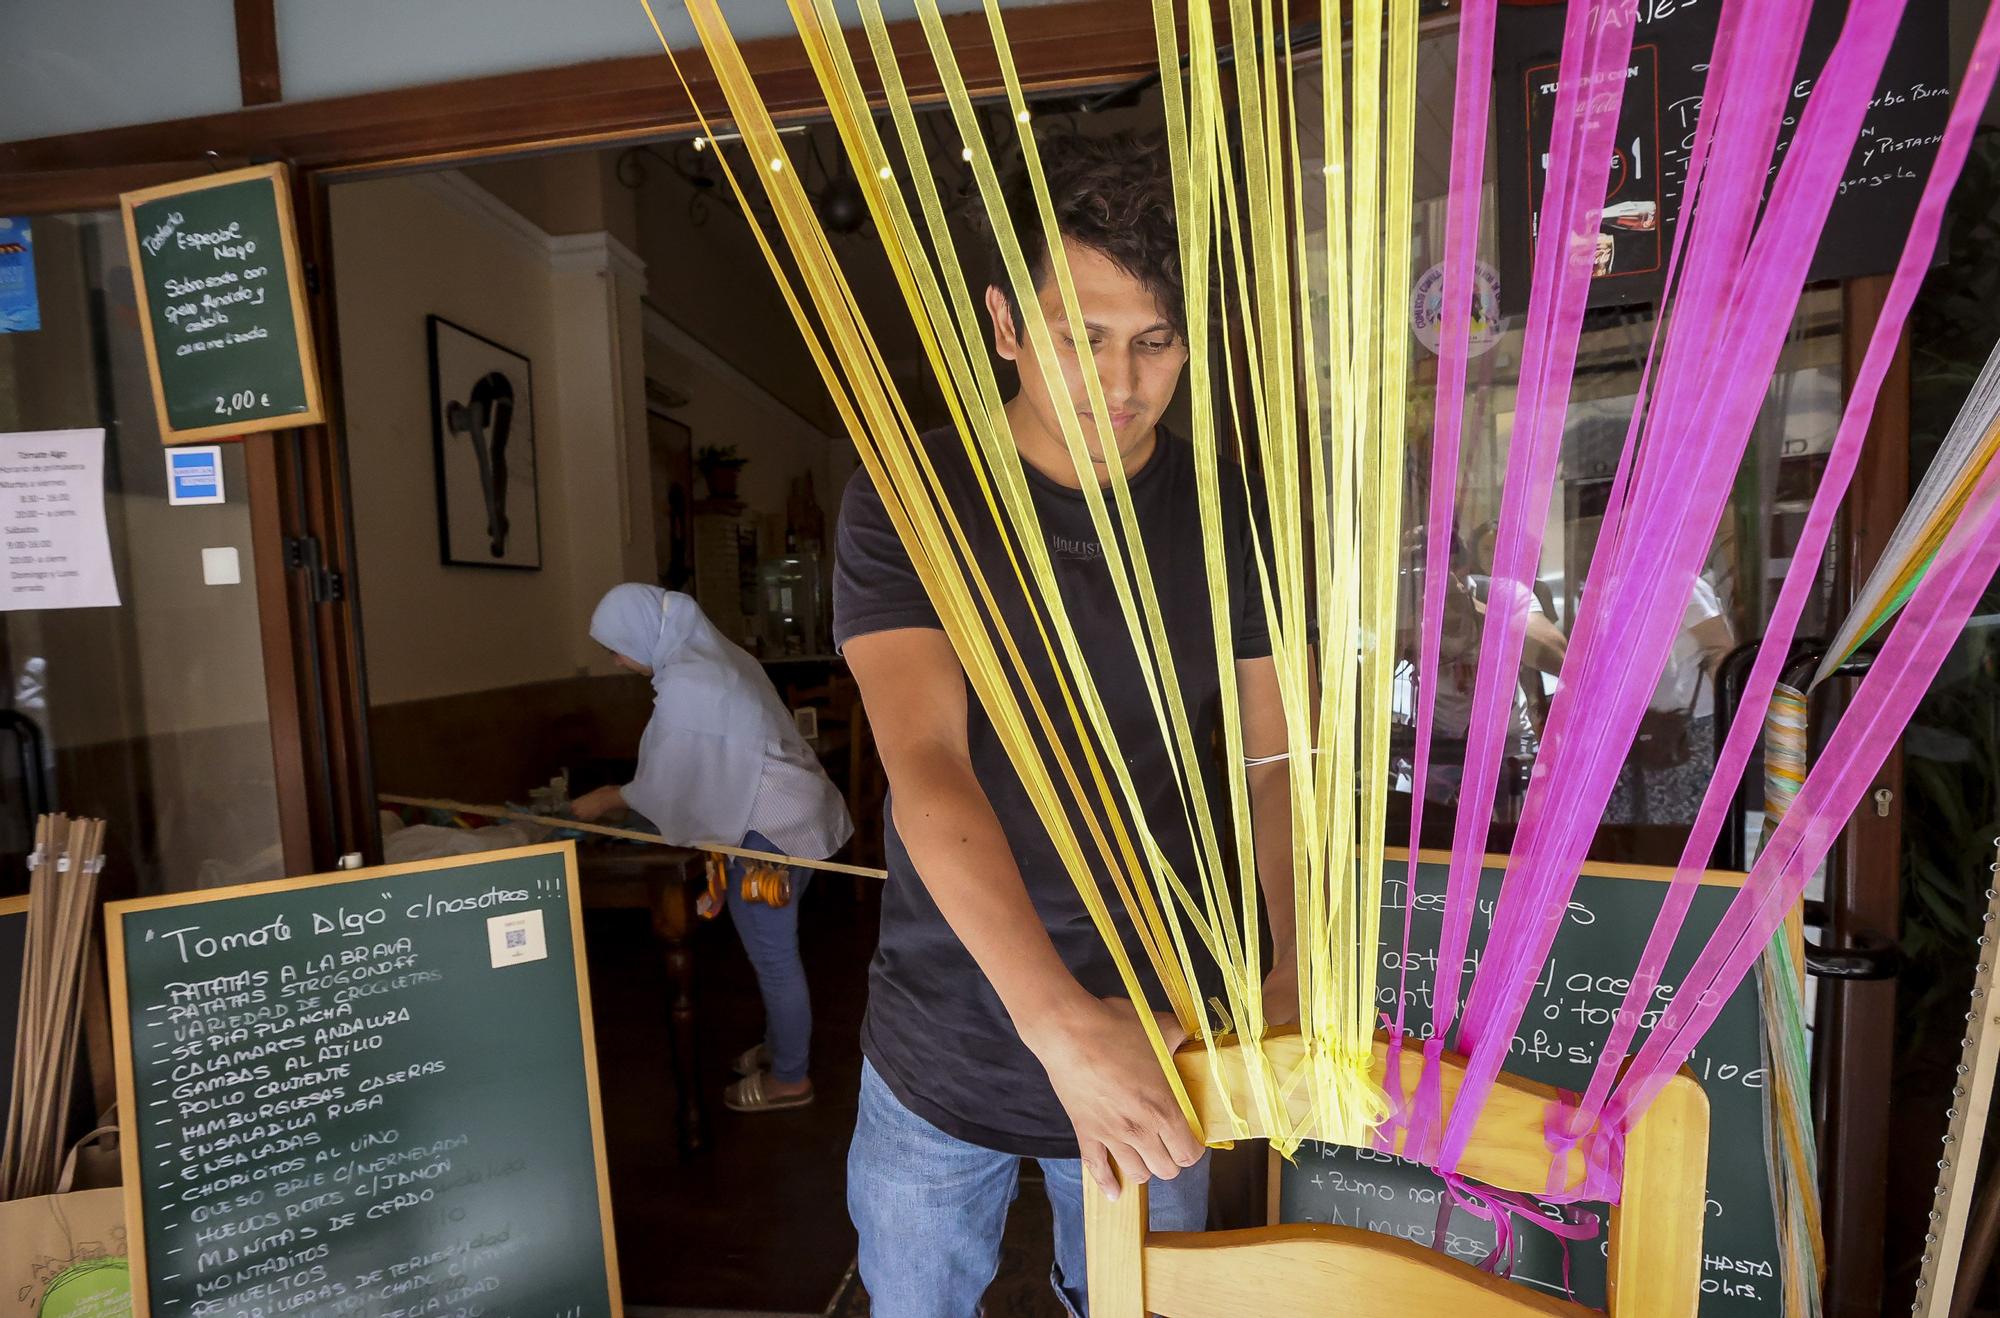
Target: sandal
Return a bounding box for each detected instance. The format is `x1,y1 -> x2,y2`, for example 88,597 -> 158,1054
730,1043 -> 771,1078
725,1071 -> 814,1112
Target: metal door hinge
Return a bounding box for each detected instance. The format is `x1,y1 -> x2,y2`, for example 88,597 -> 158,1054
284,534 -> 344,603
304,262 -> 322,295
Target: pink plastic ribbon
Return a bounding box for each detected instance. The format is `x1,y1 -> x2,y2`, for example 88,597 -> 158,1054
1439,0 -> 1911,1177
1460,0 -> 1817,1066
1430,0 -> 1630,1064
1397,0 -> 1497,1044
1609,461 -> 2000,1127
1434,1170 -> 1601,1292
1568,0 -> 2000,1152
1402,3 -> 1637,1167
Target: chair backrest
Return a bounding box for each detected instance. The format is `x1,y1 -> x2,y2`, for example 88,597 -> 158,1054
1085,1030 -> 1707,1317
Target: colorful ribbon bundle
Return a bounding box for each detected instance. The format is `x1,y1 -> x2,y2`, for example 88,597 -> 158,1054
646,0 -> 2000,1289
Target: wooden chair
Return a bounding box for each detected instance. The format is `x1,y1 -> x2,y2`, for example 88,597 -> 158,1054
1087,1030 -> 1707,1317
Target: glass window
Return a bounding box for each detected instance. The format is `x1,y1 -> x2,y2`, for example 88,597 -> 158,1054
0,212 -> 286,894
1293,34 -> 1847,865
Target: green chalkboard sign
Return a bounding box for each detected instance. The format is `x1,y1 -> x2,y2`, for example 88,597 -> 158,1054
120,164 -> 324,444
106,843 -> 619,1318
1280,852 -> 1781,1314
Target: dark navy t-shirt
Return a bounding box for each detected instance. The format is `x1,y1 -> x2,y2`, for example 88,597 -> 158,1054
833,427 -> 1272,1157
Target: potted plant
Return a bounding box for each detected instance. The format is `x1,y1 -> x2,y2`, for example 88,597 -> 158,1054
696,444 -> 748,499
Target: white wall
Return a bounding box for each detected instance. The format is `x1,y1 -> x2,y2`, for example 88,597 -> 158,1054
4,0 -> 1072,142
331,170 -> 653,707
1,0 -> 240,142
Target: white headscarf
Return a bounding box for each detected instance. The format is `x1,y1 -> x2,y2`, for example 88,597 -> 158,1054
589,585 -> 849,857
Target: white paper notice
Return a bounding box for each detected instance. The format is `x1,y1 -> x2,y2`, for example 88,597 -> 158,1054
487,908 -> 548,968
0,429 -> 119,611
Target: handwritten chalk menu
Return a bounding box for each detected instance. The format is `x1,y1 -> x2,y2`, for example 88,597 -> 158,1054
1495,2 -> 1950,310
0,429 -> 120,612
119,164 -> 324,444
106,844 -> 620,1318
1280,854 -> 1780,1314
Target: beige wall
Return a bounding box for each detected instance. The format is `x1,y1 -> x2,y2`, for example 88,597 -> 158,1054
333,172 -> 653,708
642,317 -> 853,527
336,157 -> 857,708
461,152 -> 641,252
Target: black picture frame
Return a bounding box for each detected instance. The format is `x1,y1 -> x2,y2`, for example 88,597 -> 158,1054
427,314 -> 542,570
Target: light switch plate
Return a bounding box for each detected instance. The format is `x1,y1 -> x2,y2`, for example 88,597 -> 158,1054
201,546 -> 241,585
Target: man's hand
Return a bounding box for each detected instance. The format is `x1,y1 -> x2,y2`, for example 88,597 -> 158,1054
1023,995 -> 1202,1200
570,785 -> 627,823
1261,955 -> 1300,1028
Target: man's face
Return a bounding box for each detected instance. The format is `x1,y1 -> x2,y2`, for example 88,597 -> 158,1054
986,239 -> 1188,471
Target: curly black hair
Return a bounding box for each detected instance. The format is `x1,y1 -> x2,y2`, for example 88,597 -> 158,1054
987,130 -> 1184,338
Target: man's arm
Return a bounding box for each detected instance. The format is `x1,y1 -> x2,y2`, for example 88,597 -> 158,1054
1238,656 -> 1300,1025
845,626 -> 1203,1198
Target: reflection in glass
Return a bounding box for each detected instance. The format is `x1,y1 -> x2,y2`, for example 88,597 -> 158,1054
0,213 -> 284,895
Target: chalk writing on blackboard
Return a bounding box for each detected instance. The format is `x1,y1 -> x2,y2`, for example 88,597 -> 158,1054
109,845 -> 617,1318
119,164 -> 324,444
1283,856 -> 1780,1315
1495,3 -> 1951,310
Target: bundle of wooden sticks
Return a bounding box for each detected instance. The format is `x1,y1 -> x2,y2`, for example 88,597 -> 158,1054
0,814 -> 107,1201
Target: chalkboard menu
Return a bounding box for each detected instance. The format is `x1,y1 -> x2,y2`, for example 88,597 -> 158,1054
1495,2 -> 1950,310
119,164 -> 325,444
106,844 -> 619,1318
1281,853 -> 1780,1314
1,894 -> 25,1125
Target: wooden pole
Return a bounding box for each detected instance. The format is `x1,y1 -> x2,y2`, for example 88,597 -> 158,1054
376,793 -> 889,880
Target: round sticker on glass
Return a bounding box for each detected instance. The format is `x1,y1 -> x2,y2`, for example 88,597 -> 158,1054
1410,260 -> 1504,358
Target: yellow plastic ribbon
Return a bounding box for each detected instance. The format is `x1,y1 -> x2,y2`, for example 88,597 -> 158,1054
641,0 -> 1420,1155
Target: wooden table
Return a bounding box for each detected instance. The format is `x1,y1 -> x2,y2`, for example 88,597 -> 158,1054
574,841 -> 709,1156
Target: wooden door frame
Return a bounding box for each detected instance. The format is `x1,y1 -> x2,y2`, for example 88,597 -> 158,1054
0,1 -> 1167,212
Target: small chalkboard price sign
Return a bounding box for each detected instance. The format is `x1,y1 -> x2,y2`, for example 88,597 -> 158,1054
119,163 -> 325,445
106,843 -> 621,1318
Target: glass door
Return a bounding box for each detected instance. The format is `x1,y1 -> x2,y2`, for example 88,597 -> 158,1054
0,210 -> 286,896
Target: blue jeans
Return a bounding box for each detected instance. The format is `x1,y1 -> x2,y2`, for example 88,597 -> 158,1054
848,1058 -> 1210,1316
725,831 -> 812,1083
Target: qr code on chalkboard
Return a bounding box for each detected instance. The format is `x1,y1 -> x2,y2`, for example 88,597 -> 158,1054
487,908 -> 548,968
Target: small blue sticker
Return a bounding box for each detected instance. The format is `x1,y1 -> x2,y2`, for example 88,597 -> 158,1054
166,446 -> 226,505
0,217 -> 39,334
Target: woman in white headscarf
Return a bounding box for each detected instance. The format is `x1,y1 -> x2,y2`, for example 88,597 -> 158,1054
575,584 -> 852,1111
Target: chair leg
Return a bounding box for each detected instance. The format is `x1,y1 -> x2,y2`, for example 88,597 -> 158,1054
1085,1167 -> 1149,1316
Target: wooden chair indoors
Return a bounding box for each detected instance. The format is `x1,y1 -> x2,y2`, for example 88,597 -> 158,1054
1086,1030 -> 1708,1317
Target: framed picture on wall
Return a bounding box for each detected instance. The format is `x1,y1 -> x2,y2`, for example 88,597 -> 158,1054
645,397 -> 695,592
427,315 -> 541,570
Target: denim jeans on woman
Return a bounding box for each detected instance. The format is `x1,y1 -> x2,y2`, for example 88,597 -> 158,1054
724,830 -> 812,1083
848,1058 -> 1209,1315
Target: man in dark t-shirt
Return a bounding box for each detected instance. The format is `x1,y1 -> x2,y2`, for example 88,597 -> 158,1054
834,132 -> 1299,1315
